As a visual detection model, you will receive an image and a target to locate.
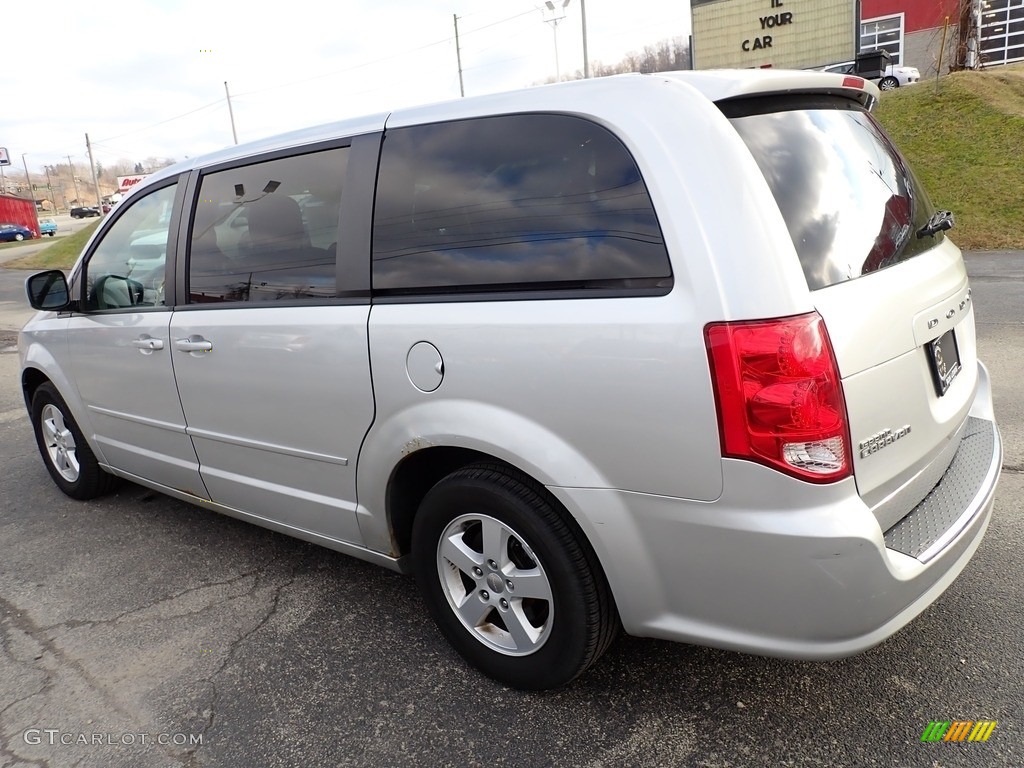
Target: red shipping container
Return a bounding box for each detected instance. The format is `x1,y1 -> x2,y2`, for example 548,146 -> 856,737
0,195 -> 40,238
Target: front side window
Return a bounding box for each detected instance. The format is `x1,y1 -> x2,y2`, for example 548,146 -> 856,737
84,182 -> 177,311
372,113 -> 671,295
188,147 -> 349,303
727,97 -> 941,291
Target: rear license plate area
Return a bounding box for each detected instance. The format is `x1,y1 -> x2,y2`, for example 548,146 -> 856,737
928,328 -> 961,396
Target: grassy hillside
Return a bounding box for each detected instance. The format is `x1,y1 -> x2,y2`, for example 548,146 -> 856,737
5,222 -> 99,270
875,63 -> 1024,250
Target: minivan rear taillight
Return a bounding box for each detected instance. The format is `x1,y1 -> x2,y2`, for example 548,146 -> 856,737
704,312 -> 851,483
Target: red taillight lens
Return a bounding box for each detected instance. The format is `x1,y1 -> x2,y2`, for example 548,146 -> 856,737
705,312 -> 851,483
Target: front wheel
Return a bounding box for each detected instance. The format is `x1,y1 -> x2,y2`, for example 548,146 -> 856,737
879,76 -> 899,91
413,463 -> 618,690
31,382 -> 117,499
14,233 -> 24,241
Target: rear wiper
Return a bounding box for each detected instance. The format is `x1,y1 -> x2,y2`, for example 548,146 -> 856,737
917,210 -> 955,239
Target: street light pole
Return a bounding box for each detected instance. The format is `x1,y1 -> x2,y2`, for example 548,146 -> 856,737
543,0 -> 571,81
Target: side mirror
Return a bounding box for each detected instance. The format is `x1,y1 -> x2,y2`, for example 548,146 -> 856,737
25,270 -> 71,311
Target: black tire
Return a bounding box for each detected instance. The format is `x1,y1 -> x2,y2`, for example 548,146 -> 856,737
413,463 -> 618,690
879,76 -> 899,91
30,382 -> 117,500
14,233 -> 24,241
47,232 -> 55,237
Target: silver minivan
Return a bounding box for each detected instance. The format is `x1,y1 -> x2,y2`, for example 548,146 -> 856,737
20,70 -> 1001,690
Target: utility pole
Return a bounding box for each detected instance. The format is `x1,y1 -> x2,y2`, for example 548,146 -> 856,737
581,0 -> 590,78
543,0 -> 570,82
22,154 -> 32,202
85,133 -> 102,208
224,81 -> 239,144
453,15 -> 465,97
67,155 -> 81,204
44,166 -> 59,212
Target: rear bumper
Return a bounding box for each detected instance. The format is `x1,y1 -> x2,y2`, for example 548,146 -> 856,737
549,364 -> 1002,659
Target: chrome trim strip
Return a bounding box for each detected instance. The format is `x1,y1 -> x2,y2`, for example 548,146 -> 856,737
88,405 -> 186,433
186,427 -> 349,466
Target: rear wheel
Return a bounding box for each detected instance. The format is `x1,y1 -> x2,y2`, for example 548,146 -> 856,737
413,463 -> 618,690
879,76 -> 899,91
31,382 -> 117,499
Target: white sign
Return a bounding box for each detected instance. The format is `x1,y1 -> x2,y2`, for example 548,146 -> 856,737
0,147 -> 10,166
117,174 -> 151,194
692,0 -> 856,71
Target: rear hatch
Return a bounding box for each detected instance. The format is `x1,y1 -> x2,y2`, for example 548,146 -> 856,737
723,93 -> 976,528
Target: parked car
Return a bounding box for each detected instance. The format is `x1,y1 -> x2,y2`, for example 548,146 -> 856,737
19,69 -> 1001,690
0,223 -> 34,242
820,60 -> 921,90
39,218 -> 57,237
70,206 -> 101,218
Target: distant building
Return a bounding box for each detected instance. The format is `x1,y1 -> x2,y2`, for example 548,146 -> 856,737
691,1 -> 1022,74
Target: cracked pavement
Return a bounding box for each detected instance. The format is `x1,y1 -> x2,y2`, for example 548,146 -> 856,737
0,254 -> 1022,767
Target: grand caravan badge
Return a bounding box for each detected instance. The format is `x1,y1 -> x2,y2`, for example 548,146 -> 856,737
859,425 -> 912,458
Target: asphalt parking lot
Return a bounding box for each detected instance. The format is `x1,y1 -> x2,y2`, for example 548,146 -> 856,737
0,253 -> 1021,768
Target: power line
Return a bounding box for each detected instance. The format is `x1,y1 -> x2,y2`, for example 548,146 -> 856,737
232,8 -> 538,99
95,99 -> 225,144
19,10 -> 542,168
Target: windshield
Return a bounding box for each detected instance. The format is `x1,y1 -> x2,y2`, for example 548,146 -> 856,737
725,96 -> 941,290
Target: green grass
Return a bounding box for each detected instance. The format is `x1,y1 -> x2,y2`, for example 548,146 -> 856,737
875,63 -> 1024,250
0,236 -> 45,251
4,222 -> 100,270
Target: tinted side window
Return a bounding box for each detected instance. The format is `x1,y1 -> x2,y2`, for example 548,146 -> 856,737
84,183 -> 177,311
188,147 -> 348,303
372,114 -> 671,294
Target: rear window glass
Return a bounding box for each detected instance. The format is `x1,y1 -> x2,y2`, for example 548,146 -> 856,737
372,113 -> 671,295
726,97 -> 941,291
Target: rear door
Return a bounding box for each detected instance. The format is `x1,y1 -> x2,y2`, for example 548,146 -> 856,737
726,96 -> 977,525
168,136 -> 377,544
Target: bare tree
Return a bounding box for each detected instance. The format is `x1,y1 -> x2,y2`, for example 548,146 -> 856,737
142,157 -> 178,172
549,37 -> 690,84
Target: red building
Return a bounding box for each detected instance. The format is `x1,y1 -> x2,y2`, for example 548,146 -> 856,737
860,0 -> 1024,75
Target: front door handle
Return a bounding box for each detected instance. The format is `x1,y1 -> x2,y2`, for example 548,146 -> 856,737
174,336 -> 214,353
132,335 -> 164,353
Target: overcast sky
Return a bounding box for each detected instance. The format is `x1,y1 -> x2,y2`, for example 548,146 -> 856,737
2,0 -> 692,175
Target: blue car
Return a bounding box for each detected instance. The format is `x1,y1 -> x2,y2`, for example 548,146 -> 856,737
39,218 -> 57,237
0,223 -> 34,242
